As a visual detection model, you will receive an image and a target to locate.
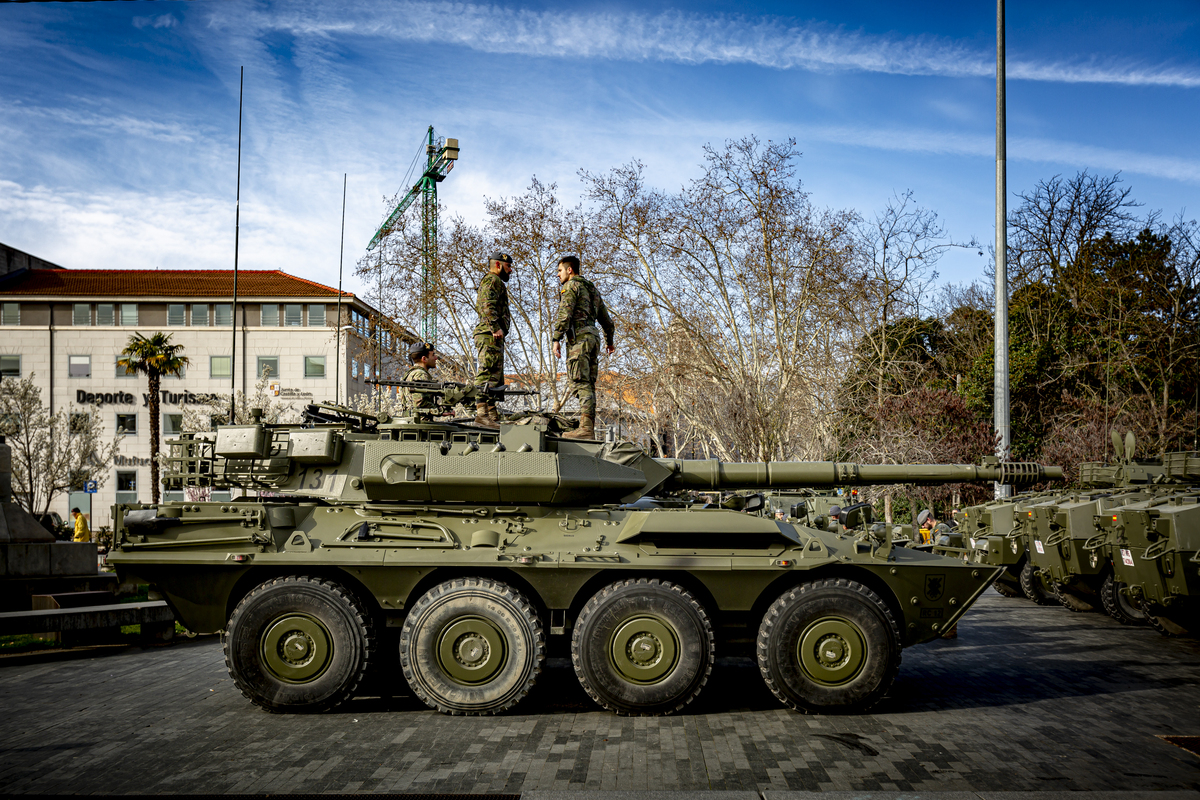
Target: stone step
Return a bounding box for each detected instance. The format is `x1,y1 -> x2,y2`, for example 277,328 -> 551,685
0,601 -> 175,637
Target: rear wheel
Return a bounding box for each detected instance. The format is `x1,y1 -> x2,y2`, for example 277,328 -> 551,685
1140,601 -> 1192,637
1053,581 -> 1098,613
224,576 -> 375,713
1019,561 -> 1055,606
572,578 -> 714,716
400,577 -> 544,715
993,577 -> 1023,598
1100,573 -> 1146,626
757,578 -> 901,714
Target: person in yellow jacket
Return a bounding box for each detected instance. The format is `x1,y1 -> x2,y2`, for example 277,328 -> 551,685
71,507 -> 91,543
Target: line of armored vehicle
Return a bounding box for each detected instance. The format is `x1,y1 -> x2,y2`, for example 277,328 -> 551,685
107,393 -> 1065,717
935,432 -> 1199,638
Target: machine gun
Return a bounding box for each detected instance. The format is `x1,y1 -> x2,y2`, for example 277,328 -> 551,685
370,379 -> 537,416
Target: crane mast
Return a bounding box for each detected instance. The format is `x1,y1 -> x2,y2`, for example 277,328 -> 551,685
367,126 -> 459,343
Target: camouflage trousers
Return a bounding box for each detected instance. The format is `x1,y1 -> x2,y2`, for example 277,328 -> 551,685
474,332 -> 505,400
566,332 -> 600,417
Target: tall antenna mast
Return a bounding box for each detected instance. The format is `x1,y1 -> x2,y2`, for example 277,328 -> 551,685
231,66 -> 244,424
335,173 -> 347,406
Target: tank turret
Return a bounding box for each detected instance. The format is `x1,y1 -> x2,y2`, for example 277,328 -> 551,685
162,406 -> 1061,506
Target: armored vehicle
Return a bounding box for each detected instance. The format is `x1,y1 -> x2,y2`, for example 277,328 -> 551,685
962,492 -> 1059,602
107,403 -> 1061,716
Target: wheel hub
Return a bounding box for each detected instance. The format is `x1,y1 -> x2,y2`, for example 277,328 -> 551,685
260,614 -> 333,684
610,616 -> 678,684
437,617 -> 507,685
798,617 -> 866,686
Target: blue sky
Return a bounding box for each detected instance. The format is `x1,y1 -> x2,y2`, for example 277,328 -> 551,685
1,0 -> 1196,298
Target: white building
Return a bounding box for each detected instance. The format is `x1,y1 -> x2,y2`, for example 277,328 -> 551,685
0,267 -> 407,525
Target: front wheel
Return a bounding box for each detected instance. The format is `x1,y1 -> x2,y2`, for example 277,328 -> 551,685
1020,561 -> 1055,605
757,578 -> 901,714
400,577 -> 544,715
572,578 -> 714,716
224,576 -> 376,713
1100,574 -> 1146,626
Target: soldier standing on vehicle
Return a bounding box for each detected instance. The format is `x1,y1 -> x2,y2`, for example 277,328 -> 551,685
473,252 -> 513,428
552,255 -> 615,440
400,341 -> 439,414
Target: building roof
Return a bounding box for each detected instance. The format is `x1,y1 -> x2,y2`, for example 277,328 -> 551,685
0,269 -> 354,300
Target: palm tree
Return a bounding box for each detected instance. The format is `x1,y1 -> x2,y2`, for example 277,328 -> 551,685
118,333 -> 189,504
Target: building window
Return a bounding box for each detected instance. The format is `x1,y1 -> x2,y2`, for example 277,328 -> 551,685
2,303 -> 20,325
68,355 -> 91,378
116,413 -> 137,434
115,471 -> 138,505
304,356 -> 326,378
214,304 -> 232,326
96,304 -> 115,326
0,355 -> 20,378
120,304 -> 138,326
115,356 -> 132,378
351,359 -> 358,379
364,362 -> 372,380
163,490 -> 185,502
211,489 -> 232,502
192,304 -> 209,326
163,413 -> 183,436
261,304 -> 279,326
210,355 -> 232,378
166,363 -> 185,380
167,304 -> 186,326
308,304 -> 326,326
73,304 -> 91,326
69,413 -> 90,434
284,304 -> 303,327
256,356 -> 279,378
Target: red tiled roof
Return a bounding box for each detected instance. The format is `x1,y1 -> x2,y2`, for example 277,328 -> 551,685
0,269 -> 354,299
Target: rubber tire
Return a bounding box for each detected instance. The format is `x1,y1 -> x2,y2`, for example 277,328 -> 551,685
400,577 -> 544,715
572,578 -> 714,716
757,578 -> 901,714
1140,600 -> 1191,637
224,575 -> 375,713
1053,581 -> 1098,613
1019,560 -> 1055,606
993,577 -> 1023,598
1100,573 -> 1146,626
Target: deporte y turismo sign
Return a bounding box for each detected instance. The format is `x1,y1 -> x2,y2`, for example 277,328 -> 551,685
76,389 -> 222,408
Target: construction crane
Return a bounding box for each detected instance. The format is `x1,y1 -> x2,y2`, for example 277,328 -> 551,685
367,126 -> 459,343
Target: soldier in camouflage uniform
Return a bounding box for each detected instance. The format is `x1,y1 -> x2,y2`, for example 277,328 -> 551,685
552,255 -> 615,440
473,252 -> 513,427
400,340 -> 439,415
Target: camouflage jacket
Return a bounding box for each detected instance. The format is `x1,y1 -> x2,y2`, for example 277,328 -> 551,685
473,272 -> 510,337
401,365 -> 434,410
552,275 -> 614,346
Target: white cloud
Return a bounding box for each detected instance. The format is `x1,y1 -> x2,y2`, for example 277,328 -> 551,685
201,1 -> 1200,88
133,14 -> 178,30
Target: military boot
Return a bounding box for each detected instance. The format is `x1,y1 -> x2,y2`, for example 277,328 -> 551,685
474,403 -> 500,428
562,413 -> 595,440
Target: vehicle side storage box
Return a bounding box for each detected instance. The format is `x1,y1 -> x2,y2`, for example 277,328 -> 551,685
215,425 -> 271,459
289,429 -> 343,465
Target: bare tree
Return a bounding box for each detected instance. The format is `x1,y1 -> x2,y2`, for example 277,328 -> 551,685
0,374 -> 121,517
585,137 -> 856,462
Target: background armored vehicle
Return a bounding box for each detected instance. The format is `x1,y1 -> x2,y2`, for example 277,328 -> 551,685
108,404 -> 1061,717
962,492 -> 1059,602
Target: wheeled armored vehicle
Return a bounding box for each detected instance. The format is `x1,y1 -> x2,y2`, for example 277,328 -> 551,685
107,403 -> 1062,716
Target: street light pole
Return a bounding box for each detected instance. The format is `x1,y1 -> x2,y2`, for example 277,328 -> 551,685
994,0 -> 1012,498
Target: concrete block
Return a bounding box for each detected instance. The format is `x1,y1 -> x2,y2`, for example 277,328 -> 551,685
2,543 -> 50,576
50,542 -> 97,576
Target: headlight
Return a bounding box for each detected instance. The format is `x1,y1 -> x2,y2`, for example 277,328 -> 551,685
1010,539 -> 1019,554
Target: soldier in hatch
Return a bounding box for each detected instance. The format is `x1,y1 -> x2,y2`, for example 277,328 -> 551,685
552,255 -> 615,440
473,252 -> 513,428
400,340 -> 439,414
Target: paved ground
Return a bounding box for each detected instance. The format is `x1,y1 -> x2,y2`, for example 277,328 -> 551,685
1,592 -> 1198,796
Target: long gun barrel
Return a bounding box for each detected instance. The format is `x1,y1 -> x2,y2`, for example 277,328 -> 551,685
659,460 -> 1063,492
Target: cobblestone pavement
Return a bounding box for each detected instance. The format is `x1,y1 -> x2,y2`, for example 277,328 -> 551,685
1,592 -> 1198,795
